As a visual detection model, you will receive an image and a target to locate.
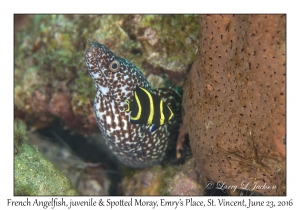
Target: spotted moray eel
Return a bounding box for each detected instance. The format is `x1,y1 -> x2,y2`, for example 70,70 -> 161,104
85,41 -> 181,168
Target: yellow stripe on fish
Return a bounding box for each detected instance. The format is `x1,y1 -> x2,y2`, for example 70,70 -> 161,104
160,100 -> 165,125
126,86 -> 174,132
130,91 -> 142,121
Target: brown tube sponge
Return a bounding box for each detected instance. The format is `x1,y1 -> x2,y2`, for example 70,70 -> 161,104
182,15 -> 286,195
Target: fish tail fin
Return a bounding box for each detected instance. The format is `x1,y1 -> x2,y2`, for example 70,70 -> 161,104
152,87 -> 182,120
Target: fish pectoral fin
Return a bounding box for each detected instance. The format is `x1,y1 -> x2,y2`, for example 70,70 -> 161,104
150,124 -> 159,132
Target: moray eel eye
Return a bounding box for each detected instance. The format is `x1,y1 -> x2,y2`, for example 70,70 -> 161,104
109,60 -> 120,72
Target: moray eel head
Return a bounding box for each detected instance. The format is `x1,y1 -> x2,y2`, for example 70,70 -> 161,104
85,41 -> 150,105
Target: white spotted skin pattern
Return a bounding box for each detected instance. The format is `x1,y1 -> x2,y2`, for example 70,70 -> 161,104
85,41 -> 181,168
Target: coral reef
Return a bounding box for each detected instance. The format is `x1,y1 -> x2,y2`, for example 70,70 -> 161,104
14,119 -> 78,195
14,14 -> 201,195
76,164 -> 111,196
167,158 -> 205,195
27,132 -> 112,196
182,15 -> 286,195
120,166 -> 168,195
119,158 -> 204,195
14,15 -> 197,134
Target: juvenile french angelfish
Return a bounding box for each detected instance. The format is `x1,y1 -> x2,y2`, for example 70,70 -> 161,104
85,41 -> 181,168
125,85 -> 174,132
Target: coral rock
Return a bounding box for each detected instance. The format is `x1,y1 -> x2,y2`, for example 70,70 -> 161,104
119,158 -> 205,195
14,119 -> 78,195
168,158 -> 204,196
182,15 -> 286,195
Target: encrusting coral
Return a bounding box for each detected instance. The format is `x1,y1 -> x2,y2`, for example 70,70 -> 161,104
14,119 -> 78,195
182,15 -> 286,195
119,158 -> 205,195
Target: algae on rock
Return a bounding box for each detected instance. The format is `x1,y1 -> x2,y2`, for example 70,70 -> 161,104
14,119 -> 78,195
14,15 -> 198,134
120,158 -> 204,196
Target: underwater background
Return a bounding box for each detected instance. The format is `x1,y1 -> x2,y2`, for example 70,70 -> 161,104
14,14 -> 285,196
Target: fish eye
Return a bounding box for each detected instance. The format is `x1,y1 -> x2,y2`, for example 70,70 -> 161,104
109,60 -> 120,72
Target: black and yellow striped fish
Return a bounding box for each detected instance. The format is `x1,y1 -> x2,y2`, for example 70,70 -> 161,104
125,86 -> 174,132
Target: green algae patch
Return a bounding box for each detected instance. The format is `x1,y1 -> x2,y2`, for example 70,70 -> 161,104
137,14 -> 199,70
14,119 -> 78,195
